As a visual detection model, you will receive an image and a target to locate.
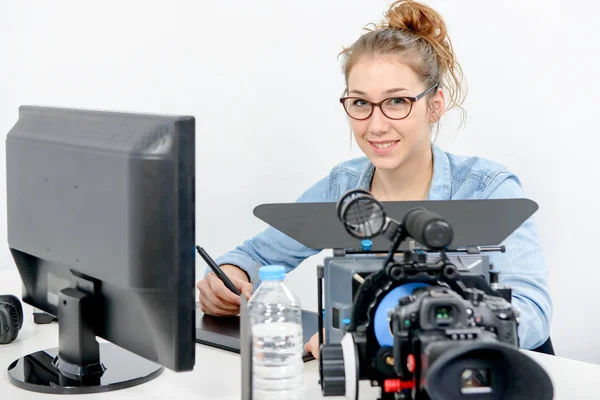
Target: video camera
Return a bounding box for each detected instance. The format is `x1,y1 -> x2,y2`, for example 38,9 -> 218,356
316,189 -> 553,400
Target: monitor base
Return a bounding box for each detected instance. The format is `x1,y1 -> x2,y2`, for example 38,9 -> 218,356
7,343 -> 164,394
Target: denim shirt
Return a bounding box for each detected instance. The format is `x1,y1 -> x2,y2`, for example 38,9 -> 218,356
213,143 -> 552,350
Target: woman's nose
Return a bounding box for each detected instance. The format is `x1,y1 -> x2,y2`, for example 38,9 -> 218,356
367,106 -> 390,135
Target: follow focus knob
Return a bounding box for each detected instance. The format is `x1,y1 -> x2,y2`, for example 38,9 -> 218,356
320,344 -> 346,396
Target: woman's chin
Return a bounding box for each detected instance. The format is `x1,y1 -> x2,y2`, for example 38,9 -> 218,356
370,157 -> 403,171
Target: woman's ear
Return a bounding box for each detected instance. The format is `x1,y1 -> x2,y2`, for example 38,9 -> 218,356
429,88 -> 446,123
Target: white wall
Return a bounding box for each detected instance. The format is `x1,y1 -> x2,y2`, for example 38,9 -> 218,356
2,0 -> 598,364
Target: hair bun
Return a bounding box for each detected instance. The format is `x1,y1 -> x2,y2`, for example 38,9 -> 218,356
385,0 -> 447,44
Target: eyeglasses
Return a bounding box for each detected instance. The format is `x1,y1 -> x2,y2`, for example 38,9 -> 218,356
339,84 -> 439,121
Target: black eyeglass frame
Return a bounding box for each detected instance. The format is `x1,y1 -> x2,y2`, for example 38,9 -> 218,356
339,83 -> 440,121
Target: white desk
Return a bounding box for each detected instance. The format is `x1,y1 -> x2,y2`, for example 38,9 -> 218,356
0,268 -> 598,400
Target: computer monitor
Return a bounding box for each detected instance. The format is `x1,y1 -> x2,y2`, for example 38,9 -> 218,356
5,106 -> 196,394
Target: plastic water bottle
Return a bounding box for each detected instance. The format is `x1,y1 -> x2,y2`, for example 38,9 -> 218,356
248,265 -> 304,400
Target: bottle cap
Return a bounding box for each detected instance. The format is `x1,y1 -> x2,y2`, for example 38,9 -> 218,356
259,265 -> 286,281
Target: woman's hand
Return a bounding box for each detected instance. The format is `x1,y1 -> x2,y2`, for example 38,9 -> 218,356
197,264 -> 253,316
304,330 -> 325,360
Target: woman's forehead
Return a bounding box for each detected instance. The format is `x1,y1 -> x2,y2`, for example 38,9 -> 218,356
347,57 -> 422,95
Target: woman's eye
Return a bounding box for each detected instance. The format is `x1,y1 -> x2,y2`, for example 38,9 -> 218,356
352,99 -> 368,107
388,97 -> 406,106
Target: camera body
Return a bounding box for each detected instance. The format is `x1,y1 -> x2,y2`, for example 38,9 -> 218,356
389,283 -> 519,398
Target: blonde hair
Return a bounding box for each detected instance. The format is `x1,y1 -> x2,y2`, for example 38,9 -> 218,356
340,0 -> 466,126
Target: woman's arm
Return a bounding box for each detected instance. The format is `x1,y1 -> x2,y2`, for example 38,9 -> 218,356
485,175 -> 552,350
212,174 -> 333,283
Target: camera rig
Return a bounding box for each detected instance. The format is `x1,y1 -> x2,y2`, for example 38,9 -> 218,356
251,193 -> 553,400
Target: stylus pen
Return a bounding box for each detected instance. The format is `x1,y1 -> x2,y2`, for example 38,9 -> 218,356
196,245 -> 242,296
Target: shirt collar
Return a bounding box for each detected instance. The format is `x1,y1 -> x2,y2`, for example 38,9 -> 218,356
428,142 -> 452,200
356,142 -> 452,200
357,160 -> 375,191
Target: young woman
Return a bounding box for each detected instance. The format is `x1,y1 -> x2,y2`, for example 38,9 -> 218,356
197,0 -> 551,359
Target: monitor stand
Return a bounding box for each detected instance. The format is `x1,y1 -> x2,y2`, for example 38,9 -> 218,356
7,287 -> 164,394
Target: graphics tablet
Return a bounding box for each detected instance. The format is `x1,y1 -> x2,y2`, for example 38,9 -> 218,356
195,308 -> 318,362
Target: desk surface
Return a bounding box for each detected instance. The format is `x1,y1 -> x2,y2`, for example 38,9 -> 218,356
0,268 -> 597,400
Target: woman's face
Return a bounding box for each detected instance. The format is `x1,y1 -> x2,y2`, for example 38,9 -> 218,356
345,56 -> 444,171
